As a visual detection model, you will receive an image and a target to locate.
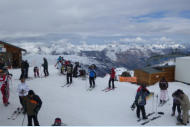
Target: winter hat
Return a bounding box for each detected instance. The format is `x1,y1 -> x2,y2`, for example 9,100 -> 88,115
28,90 -> 35,95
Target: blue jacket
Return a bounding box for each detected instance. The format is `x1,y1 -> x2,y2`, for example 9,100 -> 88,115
89,69 -> 96,78
135,89 -> 150,106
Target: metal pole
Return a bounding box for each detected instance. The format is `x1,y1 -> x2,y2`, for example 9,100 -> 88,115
22,114 -> 26,126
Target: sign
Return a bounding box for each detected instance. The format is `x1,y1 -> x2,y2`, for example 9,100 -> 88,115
119,76 -> 137,83
0,44 -> 4,47
0,47 -> 6,53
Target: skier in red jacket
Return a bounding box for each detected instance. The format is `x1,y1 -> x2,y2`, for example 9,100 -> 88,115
108,68 -> 116,89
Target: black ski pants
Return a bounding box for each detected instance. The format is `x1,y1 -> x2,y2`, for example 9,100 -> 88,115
44,68 -> 49,76
19,96 -> 25,109
89,77 -> 95,88
108,78 -> 115,89
136,105 -> 146,118
172,103 -> 181,115
67,73 -> 72,84
27,115 -> 39,126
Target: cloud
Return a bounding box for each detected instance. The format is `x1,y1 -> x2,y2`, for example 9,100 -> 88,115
0,0 -> 189,42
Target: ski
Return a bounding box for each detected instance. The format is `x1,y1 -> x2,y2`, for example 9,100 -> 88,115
12,108 -> 24,120
87,87 -> 94,91
137,112 -> 155,122
102,87 -> 109,91
141,115 -> 161,125
158,99 -> 169,107
104,87 -> 117,92
61,84 -> 69,87
8,107 -> 20,119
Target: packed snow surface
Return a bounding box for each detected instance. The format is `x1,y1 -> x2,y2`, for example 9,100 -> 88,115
0,65 -> 190,126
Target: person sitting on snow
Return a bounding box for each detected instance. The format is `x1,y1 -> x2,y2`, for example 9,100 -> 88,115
159,77 -> 168,104
135,84 -> 150,119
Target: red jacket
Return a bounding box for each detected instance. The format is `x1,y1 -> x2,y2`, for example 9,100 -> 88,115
110,68 -> 115,79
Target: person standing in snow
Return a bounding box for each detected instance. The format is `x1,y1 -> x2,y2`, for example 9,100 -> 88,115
17,78 -> 30,111
159,77 -> 168,104
171,90 -> 181,118
66,61 -> 73,84
0,69 -> 11,106
25,60 -> 29,78
24,90 -> 42,126
73,62 -> 80,78
108,68 -> 116,89
88,65 -> 96,88
173,89 -> 190,125
34,66 -> 39,78
135,84 -> 150,119
42,57 -> 49,76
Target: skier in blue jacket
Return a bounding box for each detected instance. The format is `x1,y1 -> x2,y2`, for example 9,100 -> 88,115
88,65 -> 96,88
135,84 -> 150,119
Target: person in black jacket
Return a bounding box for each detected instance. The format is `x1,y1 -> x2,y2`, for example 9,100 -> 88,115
42,57 -> 49,76
66,61 -> 73,84
24,90 -> 42,126
171,90 -> 181,118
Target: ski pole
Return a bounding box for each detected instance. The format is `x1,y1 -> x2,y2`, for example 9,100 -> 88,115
156,94 -> 158,116
22,113 -> 26,126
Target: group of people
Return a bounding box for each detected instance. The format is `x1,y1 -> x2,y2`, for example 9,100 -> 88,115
19,57 -> 49,79
1,56 -> 190,126
133,77 -> 190,125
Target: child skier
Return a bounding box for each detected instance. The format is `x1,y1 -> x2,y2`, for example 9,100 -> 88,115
159,77 -> 168,104
88,65 -> 96,88
135,84 -> 150,119
33,66 -> 39,78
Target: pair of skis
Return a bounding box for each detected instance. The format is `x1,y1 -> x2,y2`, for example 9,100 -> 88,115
87,87 -> 95,91
139,112 -> 164,125
61,83 -> 72,88
102,87 -> 116,92
8,107 -> 24,120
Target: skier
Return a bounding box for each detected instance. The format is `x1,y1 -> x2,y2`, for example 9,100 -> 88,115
20,60 -> 26,80
0,69 -> 11,106
88,65 -> 96,88
135,84 -> 150,119
42,57 -> 49,76
173,89 -> 190,125
34,66 -> 39,78
171,90 -> 181,118
159,77 -> 168,104
108,68 -> 116,89
24,90 -> 42,126
17,78 -> 30,111
73,62 -> 80,78
25,60 -> 29,78
0,58 -> 5,69
66,61 -> 73,84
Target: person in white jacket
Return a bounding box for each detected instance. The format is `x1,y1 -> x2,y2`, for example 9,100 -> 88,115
17,78 -> 30,111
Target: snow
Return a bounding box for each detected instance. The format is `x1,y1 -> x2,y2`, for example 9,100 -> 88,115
0,64 -> 190,125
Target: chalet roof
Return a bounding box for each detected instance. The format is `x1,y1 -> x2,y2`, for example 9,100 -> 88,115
142,67 -> 163,74
0,41 -> 26,52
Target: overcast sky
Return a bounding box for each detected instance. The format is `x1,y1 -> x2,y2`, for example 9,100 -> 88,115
0,0 -> 190,42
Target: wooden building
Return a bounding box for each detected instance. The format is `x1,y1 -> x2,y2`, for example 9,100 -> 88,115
134,65 -> 175,86
0,41 -> 26,68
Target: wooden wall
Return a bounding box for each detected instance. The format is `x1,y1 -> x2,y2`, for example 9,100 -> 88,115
0,43 -> 22,68
134,66 -> 175,86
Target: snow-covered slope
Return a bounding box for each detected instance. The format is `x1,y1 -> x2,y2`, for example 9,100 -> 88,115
0,65 -> 190,126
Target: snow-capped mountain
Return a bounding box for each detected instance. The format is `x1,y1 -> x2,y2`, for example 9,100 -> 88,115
7,36 -> 190,76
